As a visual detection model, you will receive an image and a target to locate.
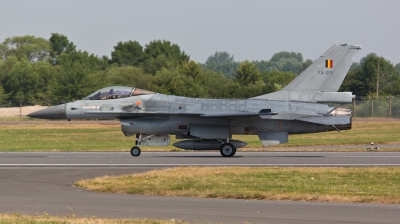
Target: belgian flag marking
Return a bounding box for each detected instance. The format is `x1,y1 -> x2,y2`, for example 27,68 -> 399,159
325,60 -> 333,68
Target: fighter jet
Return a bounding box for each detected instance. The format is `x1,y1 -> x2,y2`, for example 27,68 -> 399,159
29,44 -> 361,157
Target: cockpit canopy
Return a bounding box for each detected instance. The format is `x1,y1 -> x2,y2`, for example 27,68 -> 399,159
83,86 -> 155,100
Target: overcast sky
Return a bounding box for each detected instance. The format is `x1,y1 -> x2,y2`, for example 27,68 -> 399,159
1,0 -> 398,64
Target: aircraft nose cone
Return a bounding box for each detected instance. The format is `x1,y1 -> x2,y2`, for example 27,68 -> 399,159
28,104 -> 67,119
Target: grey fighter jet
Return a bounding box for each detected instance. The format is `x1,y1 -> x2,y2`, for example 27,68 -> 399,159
29,44 -> 361,157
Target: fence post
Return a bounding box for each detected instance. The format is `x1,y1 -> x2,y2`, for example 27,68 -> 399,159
389,96 -> 392,118
19,100 -> 22,120
371,98 -> 374,117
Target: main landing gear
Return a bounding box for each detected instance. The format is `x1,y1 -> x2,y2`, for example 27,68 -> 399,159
130,135 -> 237,157
130,146 -> 141,156
220,142 -> 236,157
130,134 -> 142,157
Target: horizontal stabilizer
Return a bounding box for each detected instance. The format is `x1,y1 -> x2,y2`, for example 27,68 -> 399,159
296,116 -> 350,126
251,91 -> 354,103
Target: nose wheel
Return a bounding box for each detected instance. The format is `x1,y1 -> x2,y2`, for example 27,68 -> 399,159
130,134 -> 142,157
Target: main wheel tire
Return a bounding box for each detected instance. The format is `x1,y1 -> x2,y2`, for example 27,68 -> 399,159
130,146 -> 141,157
220,143 -> 236,157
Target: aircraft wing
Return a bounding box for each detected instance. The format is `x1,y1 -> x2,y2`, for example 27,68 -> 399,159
200,109 -> 277,118
84,111 -> 202,118
296,116 -> 350,125
85,109 -> 277,119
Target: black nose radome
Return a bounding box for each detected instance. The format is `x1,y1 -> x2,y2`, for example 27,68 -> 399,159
28,104 -> 67,119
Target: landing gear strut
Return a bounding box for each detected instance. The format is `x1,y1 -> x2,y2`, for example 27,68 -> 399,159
130,134 -> 142,157
220,143 -> 236,157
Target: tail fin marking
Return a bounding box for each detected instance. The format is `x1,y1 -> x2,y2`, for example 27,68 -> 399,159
251,44 -> 361,103
282,44 -> 361,92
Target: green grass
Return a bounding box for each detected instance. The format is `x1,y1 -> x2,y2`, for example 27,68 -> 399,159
287,122 -> 400,146
0,213 -> 185,224
75,167 -> 400,204
0,124 -> 133,152
0,116 -> 41,121
0,121 -> 399,152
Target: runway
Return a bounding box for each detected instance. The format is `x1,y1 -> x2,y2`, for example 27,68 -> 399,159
1,151 -> 400,167
1,152 -> 400,223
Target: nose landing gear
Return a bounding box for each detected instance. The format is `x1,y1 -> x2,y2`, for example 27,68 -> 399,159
130,134 -> 142,157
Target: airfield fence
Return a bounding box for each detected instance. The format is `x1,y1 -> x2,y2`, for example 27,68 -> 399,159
0,100 -> 67,108
1,97 -> 400,118
349,96 -> 400,118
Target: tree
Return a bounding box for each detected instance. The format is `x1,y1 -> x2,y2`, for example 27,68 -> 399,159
3,58 -> 55,104
253,51 -> 307,74
340,54 -> 379,96
268,52 -> 304,74
140,54 -> 175,75
202,52 -> 238,78
340,54 -> 400,96
205,51 -> 234,64
178,61 -> 202,80
349,62 -> 361,72
32,61 -> 56,102
0,85 -> 9,104
199,70 -> 233,98
149,68 -> 204,97
145,40 -> 189,62
233,60 -> 261,86
270,51 -> 303,63
52,51 -> 108,101
0,35 -> 52,62
49,33 -> 76,58
299,59 -> 313,74
0,58 -> 9,104
111,40 -> 144,66
253,60 -> 270,72
261,70 -> 295,93
395,63 -> 400,72
99,65 -> 154,89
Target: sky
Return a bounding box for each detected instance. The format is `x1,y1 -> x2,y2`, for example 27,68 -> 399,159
0,0 -> 399,64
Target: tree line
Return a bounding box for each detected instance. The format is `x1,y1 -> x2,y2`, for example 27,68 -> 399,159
0,34 -> 399,106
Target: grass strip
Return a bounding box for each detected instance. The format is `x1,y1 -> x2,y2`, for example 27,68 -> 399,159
76,167 -> 400,204
0,121 -> 400,152
0,213 -> 185,224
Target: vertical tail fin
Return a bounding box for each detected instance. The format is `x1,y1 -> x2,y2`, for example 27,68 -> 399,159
282,44 -> 361,92
251,44 -> 361,103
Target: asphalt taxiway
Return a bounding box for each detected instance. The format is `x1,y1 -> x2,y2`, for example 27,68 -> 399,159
1,152 -> 400,223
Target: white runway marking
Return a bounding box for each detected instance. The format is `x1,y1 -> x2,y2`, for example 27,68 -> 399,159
1,164 -> 400,167
330,156 -> 400,158
44,155 -> 400,158
47,156 -> 125,158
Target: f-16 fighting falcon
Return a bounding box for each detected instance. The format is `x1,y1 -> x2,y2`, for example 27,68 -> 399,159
29,44 -> 361,157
